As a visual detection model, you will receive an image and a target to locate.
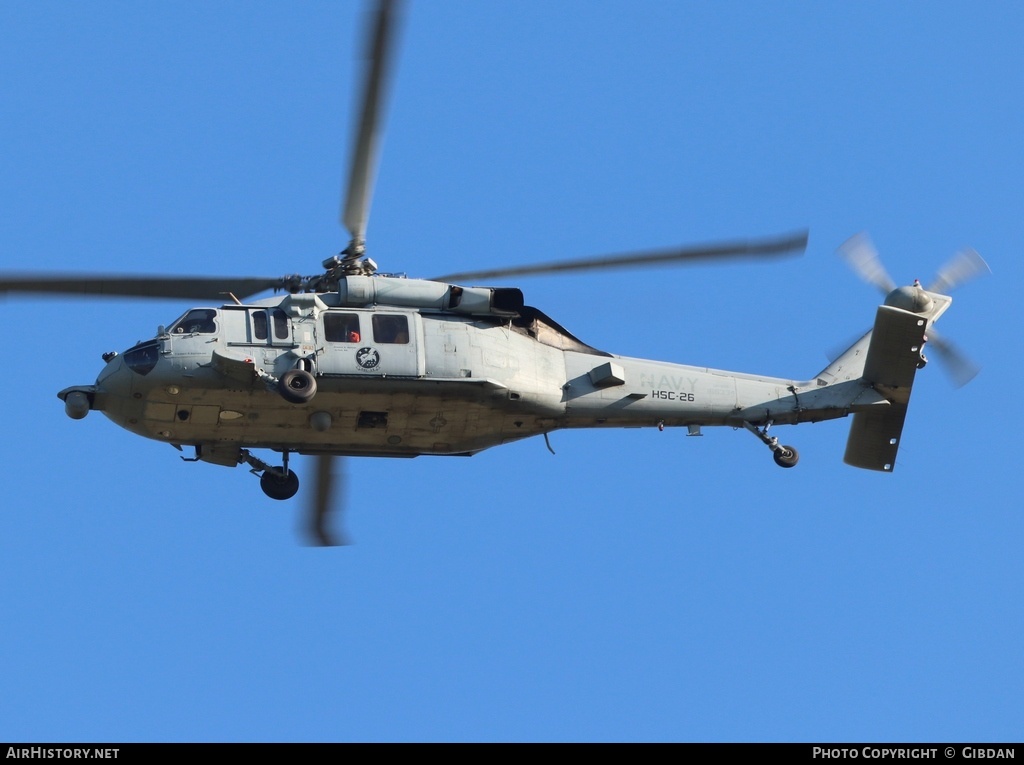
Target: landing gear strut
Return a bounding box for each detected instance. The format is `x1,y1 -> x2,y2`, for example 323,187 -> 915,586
743,421 -> 799,469
243,449 -> 301,500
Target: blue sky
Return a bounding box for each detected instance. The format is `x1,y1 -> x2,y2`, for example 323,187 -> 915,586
1,0 -> 1021,743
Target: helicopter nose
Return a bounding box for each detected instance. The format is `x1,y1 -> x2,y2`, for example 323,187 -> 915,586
95,352 -> 134,400
57,352 -> 132,420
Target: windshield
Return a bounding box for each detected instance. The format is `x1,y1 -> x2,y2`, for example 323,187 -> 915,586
123,340 -> 159,376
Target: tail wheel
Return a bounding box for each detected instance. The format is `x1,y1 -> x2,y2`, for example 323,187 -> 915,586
773,446 -> 799,468
279,369 -> 317,404
260,469 -> 300,500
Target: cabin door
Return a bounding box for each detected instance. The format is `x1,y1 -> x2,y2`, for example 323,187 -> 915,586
318,310 -> 423,377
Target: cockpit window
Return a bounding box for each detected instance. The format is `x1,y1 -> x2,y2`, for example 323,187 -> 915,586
170,309 -> 218,335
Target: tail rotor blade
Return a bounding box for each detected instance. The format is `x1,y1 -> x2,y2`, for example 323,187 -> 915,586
927,247 -> 991,294
837,231 -> 896,295
927,328 -> 981,388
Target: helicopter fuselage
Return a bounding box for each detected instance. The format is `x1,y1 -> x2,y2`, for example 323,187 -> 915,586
7,1 -> 981,545
59,276 -> 879,468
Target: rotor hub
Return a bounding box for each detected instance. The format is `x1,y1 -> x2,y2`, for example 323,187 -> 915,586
884,284 -> 934,313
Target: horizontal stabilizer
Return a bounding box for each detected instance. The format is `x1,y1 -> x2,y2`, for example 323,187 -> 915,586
844,405 -> 908,472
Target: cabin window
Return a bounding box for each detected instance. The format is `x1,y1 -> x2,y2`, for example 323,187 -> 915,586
253,311 -> 268,340
372,314 -> 409,344
324,312 -> 362,343
252,308 -> 289,342
170,308 -> 217,335
272,308 -> 289,340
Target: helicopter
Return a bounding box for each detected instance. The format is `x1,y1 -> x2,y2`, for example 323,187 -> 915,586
0,0 -> 989,546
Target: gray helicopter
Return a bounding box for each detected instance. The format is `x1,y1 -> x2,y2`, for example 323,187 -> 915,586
0,0 -> 988,546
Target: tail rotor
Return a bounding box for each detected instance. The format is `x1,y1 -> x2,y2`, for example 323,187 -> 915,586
837,231 -> 990,388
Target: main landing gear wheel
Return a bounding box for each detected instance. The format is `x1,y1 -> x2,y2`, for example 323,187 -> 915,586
260,469 -> 300,500
773,446 -> 799,468
278,369 -> 317,404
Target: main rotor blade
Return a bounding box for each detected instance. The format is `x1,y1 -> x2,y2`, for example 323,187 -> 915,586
341,0 -> 403,246
0,274 -> 281,301
307,454 -> 347,547
837,231 -> 896,295
431,230 -> 809,284
927,247 -> 991,294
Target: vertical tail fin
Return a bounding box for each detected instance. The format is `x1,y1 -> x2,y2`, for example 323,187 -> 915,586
842,303 -> 934,471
